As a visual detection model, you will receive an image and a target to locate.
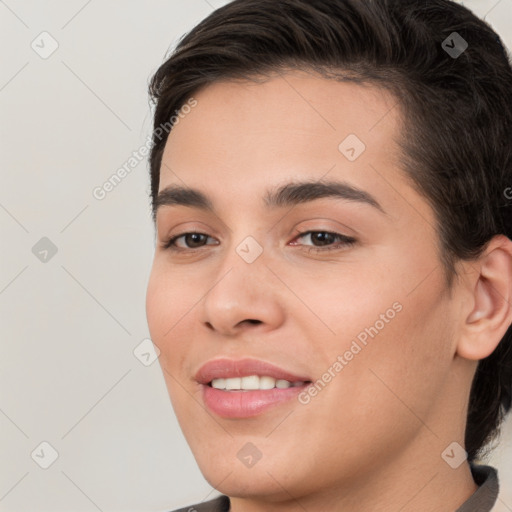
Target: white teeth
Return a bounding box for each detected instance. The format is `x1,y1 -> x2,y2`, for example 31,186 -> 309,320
211,378 -> 226,389
210,375 -> 304,391
240,375 -> 260,390
259,376 -> 275,390
225,377 -> 241,390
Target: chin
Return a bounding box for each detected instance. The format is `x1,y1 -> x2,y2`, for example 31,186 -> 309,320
201,466 -> 293,501
195,447 -> 314,502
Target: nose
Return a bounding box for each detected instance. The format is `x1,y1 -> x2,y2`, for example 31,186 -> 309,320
200,248 -> 285,337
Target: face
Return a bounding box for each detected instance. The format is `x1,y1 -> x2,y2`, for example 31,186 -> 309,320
146,70 -> 468,502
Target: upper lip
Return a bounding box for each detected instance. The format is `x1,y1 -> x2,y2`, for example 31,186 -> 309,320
195,358 -> 311,384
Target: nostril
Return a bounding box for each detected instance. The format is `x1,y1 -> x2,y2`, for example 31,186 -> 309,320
236,319 -> 262,327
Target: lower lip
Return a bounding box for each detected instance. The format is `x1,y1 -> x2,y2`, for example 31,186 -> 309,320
201,383 -> 309,418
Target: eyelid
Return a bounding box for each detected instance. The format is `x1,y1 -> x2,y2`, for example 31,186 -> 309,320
161,228 -> 357,253
290,217 -> 357,238
161,231 -> 217,250
158,220 -> 219,247
289,230 -> 356,251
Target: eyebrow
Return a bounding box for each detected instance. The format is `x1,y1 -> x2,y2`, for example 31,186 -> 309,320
153,179 -> 386,220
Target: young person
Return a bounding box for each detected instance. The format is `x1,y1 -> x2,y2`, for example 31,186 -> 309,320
145,1 -> 512,510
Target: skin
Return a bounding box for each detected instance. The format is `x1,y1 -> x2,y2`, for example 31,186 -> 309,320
145,69 -> 512,512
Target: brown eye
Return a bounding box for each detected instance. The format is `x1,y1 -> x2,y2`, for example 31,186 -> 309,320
290,231 -> 356,252
163,232 -> 217,251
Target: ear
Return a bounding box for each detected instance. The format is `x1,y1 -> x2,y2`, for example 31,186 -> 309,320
456,235 -> 512,361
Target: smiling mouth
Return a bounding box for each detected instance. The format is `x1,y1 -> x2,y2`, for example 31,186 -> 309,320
196,358 -> 313,417
207,375 -> 312,391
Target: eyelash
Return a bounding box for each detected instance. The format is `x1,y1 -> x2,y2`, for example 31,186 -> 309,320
161,230 -> 356,254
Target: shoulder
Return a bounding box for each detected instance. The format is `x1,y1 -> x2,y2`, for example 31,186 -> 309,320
456,464 -> 499,512
168,495 -> 230,512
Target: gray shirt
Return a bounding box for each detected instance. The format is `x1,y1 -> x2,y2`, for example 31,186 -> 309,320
170,464 -> 500,512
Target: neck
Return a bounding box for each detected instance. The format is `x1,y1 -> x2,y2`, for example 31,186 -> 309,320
228,436 -> 479,512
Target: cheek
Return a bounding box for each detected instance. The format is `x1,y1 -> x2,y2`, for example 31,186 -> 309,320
303,248 -> 453,412
287,259 -> 398,341
145,267 -> 168,341
145,264 -> 186,356
145,262 -> 203,377
334,271 -> 454,428
146,261 -> 192,331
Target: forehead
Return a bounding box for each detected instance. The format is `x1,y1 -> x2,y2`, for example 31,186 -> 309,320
161,69 -> 402,181
156,71 -> 442,270
157,71 -> 427,223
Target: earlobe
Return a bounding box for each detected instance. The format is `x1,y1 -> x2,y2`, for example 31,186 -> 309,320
457,235 -> 512,361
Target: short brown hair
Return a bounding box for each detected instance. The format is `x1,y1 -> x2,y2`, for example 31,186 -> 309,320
148,0 -> 512,462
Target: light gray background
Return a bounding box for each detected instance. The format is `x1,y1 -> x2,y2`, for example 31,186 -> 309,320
1,1 -> 511,511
